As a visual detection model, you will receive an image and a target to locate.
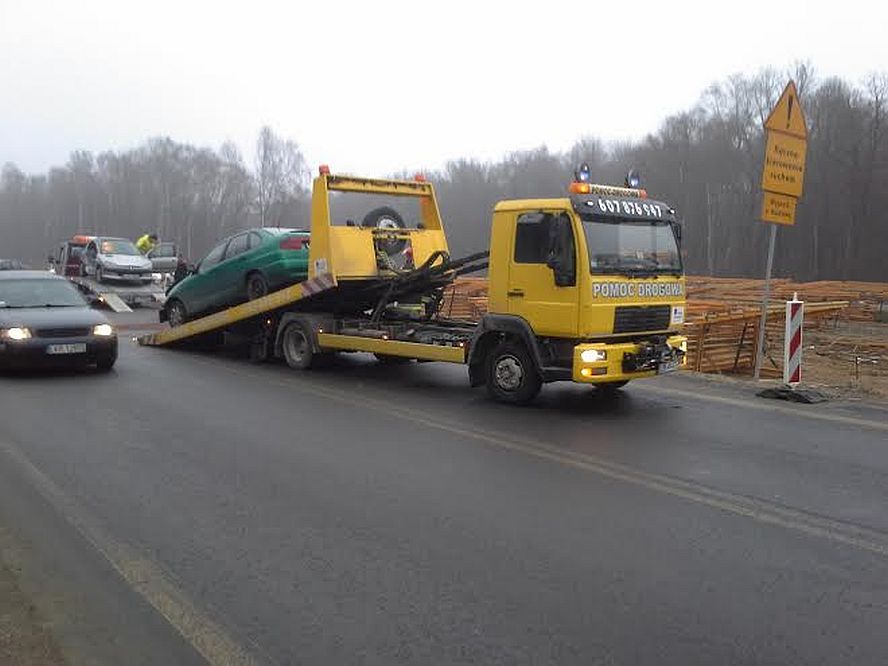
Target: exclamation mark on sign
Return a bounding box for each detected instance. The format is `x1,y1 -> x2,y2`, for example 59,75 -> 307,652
787,95 -> 794,129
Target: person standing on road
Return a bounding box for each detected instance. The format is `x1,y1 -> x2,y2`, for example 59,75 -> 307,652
136,233 -> 158,254
172,253 -> 190,287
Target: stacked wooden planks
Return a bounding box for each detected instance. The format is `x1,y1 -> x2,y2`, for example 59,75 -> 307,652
681,276 -> 888,376
439,277 -> 489,320
684,301 -> 848,377
441,275 -> 888,377
686,276 -> 888,322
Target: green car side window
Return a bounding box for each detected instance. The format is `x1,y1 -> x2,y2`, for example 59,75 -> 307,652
225,233 -> 250,259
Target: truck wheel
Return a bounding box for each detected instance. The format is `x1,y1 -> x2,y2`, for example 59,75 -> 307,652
281,322 -> 315,370
246,272 -> 269,300
166,299 -> 188,327
362,206 -> 406,231
485,340 -> 542,405
362,206 -> 407,255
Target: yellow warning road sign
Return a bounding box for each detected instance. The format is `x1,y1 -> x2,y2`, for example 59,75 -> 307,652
764,81 -> 808,139
761,190 -> 798,225
761,131 -> 807,197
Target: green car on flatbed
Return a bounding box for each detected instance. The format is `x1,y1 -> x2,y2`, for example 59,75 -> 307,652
161,228 -> 310,325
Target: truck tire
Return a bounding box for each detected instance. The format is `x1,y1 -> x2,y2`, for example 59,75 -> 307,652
362,206 -> 407,255
166,299 -> 188,327
281,322 -> 315,370
362,206 -> 406,230
485,340 -> 542,405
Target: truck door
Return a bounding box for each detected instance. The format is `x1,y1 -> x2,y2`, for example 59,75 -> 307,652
507,211 -> 579,337
83,242 -> 98,277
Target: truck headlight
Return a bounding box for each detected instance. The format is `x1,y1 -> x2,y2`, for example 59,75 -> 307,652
2,327 -> 32,341
581,349 -> 607,363
92,324 -> 114,337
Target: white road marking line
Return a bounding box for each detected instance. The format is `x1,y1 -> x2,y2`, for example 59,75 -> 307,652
0,441 -> 262,666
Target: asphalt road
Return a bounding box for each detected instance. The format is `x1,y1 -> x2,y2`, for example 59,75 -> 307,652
2,318 -> 888,665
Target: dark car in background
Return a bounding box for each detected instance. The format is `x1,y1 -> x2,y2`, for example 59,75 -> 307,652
162,228 -> 309,325
0,271 -> 117,371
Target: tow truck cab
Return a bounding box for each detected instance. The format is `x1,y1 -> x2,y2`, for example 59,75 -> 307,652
480,174 -> 686,387
50,235 -> 93,277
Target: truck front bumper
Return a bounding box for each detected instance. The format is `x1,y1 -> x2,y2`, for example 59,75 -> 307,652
572,335 -> 687,384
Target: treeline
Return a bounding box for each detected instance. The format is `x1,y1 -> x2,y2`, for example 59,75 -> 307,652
2,64 -> 887,281
0,126 -> 307,264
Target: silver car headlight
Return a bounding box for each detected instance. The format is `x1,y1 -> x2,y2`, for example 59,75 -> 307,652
92,324 -> 114,337
2,327 -> 32,341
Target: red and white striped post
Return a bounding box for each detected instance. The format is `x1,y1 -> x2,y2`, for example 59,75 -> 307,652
783,293 -> 804,386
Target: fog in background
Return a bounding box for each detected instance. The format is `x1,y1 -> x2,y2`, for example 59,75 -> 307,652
2,1 -> 887,280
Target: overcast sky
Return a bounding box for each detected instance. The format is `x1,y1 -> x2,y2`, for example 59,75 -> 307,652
1,0 -> 886,177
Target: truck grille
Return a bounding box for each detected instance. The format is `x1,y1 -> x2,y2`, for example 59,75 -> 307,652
613,305 -> 671,334
37,327 -> 91,338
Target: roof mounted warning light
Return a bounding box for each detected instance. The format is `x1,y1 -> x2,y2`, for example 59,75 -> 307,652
568,163 -> 648,198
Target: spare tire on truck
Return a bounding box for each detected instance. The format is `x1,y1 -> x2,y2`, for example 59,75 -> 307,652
362,206 -> 407,255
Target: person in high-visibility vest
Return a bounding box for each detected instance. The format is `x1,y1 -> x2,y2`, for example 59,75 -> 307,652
136,233 -> 158,254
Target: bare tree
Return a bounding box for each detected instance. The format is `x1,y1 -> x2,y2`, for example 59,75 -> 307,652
254,126 -> 308,228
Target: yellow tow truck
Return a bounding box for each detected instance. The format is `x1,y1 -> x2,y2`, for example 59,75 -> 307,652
139,165 -> 687,404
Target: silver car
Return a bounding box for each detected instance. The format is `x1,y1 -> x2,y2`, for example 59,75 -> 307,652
81,237 -> 153,284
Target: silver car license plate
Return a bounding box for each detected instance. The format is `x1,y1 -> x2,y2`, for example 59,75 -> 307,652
46,343 -> 87,355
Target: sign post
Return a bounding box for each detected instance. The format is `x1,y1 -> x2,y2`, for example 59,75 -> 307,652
783,294 -> 804,386
753,81 -> 808,380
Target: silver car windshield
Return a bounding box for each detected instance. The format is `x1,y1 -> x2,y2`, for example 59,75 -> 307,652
101,240 -> 140,255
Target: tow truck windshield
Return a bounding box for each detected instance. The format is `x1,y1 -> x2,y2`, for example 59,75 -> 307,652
582,218 -> 681,275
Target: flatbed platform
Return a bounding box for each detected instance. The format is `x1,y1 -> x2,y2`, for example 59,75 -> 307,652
71,276 -> 166,312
